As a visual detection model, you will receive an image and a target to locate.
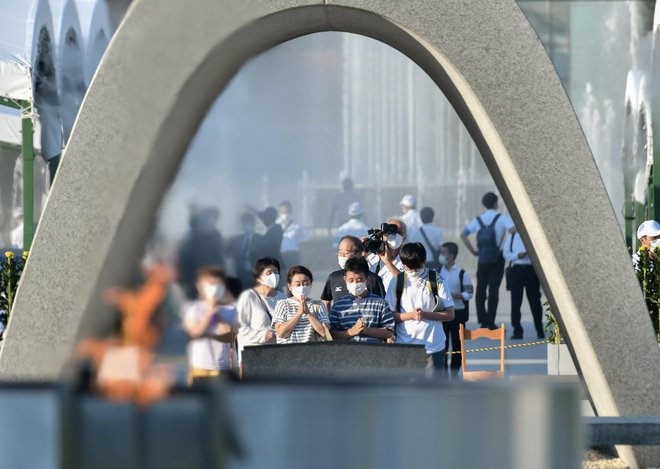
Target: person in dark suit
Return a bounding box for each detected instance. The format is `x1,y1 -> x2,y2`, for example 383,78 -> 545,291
226,212 -> 258,290
252,207 -> 283,263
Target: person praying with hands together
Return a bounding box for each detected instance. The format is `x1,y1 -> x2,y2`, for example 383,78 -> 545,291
272,266 -> 330,343
330,257 -> 394,342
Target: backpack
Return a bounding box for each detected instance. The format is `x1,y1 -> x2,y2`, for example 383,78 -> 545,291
476,214 -> 502,265
395,269 -> 440,313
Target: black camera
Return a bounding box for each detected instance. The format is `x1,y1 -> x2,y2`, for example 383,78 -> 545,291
363,223 -> 399,254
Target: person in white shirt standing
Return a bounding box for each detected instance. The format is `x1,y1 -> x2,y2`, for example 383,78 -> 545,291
183,266 -> 237,385
439,242 -> 473,376
408,206 -> 444,270
278,201 -> 307,273
334,202 -> 369,249
386,242 -> 455,378
503,229 -> 544,340
460,192 -> 515,330
633,220 -> 660,269
399,194 -> 422,234
366,218 -> 406,291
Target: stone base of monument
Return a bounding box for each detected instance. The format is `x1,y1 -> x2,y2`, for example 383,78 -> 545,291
0,381 -> 583,469
241,342 -> 428,379
547,343 -> 578,376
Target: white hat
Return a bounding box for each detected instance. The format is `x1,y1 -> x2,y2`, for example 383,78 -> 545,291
637,220 -> 660,239
348,202 -> 363,217
400,194 -> 416,208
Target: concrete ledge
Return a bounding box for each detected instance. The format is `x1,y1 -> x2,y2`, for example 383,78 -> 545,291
587,417 -> 660,446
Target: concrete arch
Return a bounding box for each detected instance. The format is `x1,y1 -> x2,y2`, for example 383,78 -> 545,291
2,1 -> 658,465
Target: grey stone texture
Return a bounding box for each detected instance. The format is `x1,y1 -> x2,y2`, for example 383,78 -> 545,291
241,342 -> 427,379
0,0 -> 657,465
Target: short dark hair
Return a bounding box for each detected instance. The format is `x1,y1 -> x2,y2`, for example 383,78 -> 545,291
343,257 -> 370,277
259,207 -> 278,225
441,242 -> 459,258
224,276 -> 243,300
287,265 -> 313,284
197,266 -> 226,282
252,257 -> 281,279
280,200 -> 292,211
400,242 -> 426,269
482,192 -> 498,209
338,235 -> 363,253
240,212 -> 256,224
420,207 -> 434,224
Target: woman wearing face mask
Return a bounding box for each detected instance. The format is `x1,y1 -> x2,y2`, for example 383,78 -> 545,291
183,266 -> 237,385
236,257 -> 287,362
272,265 -> 330,343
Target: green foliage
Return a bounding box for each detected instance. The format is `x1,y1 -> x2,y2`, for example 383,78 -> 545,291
0,251 -> 28,337
635,246 -> 660,342
544,301 -> 561,345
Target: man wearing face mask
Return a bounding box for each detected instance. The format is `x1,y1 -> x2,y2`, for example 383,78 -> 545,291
386,243 -> 455,377
321,235 -> 386,312
330,258 -> 395,342
366,218 -> 407,291
183,267 -> 237,385
439,242 -> 473,375
633,220 -> 660,269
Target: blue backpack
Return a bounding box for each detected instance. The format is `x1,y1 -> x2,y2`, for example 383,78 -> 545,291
476,214 -> 502,265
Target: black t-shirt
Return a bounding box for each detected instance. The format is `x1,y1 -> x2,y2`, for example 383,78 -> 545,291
321,269 -> 386,302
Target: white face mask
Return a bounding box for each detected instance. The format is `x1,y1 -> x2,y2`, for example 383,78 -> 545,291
347,282 -> 367,297
652,239 -> 660,249
338,256 -> 349,269
406,268 -> 425,278
261,272 -> 280,289
438,255 -> 447,265
387,233 -> 404,250
202,282 -> 225,301
291,285 -> 312,299
279,213 -> 291,224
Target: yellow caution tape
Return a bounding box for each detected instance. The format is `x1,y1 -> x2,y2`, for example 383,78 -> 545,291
446,339 -> 549,354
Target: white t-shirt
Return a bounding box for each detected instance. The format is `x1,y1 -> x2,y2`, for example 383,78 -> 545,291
439,264 -> 473,310
408,223 -> 444,259
462,209 -> 514,250
502,232 -> 532,266
385,269 -> 454,354
280,220 -> 307,253
236,288 -> 287,358
367,253 -> 404,292
185,302 -> 237,370
401,209 -> 423,233
10,223 -> 22,249
334,218 -> 369,248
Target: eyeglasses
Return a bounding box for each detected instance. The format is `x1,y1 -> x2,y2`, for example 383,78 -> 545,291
338,250 -> 359,257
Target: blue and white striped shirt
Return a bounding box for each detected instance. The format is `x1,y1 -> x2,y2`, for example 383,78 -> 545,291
329,293 -> 395,343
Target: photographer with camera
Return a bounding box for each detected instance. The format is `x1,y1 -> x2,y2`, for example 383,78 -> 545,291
321,235 -> 386,312
365,218 -> 407,291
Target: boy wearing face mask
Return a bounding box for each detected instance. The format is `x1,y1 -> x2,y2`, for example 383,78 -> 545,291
366,218 -> 407,291
633,220 -> 660,269
438,242 -> 473,375
183,267 -> 237,385
386,243 -> 455,377
272,265 -> 330,343
329,257 -> 395,342
321,235 -> 386,312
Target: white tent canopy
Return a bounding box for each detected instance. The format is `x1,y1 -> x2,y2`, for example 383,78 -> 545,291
0,107 -> 42,151
0,0 -> 55,102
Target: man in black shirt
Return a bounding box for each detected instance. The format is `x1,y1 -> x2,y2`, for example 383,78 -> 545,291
321,235 -> 386,311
